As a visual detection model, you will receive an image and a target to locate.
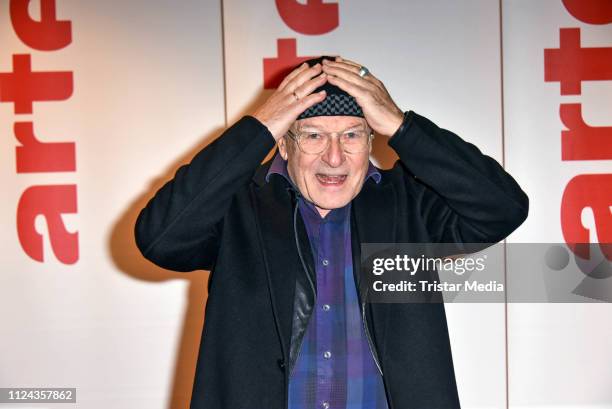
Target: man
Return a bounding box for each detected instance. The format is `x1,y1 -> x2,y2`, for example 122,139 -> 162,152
135,56 -> 528,409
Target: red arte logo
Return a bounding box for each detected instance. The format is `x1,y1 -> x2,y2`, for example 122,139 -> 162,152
0,0 -> 78,264
544,0 -> 612,261
262,0 -> 339,89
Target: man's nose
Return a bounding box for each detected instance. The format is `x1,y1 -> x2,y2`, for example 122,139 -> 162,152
321,135 -> 345,167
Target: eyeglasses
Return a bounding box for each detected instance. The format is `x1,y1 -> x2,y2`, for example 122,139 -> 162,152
286,127 -> 374,154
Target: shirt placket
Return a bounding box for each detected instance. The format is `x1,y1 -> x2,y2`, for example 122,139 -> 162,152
316,219 -> 332,409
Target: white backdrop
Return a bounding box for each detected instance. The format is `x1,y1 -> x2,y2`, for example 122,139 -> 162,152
0,1 -> 610,408
503,0 -> 612,408
1,0 -> 225,408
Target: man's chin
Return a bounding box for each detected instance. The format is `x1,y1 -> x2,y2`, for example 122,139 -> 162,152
311,196 -> 351,211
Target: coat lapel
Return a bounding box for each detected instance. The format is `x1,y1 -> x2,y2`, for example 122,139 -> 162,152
351,176 -> 397,353
351,177 -> 397,289
250,168 -> 311,363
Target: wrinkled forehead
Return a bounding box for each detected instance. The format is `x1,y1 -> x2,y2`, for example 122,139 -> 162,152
294,115 -> 368,131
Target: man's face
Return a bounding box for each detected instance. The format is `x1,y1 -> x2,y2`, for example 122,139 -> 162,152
277,115 -> 371,217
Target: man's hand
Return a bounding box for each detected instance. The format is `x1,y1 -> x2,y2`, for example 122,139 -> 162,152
253,62 -> 328,141
322,57 -> 404,137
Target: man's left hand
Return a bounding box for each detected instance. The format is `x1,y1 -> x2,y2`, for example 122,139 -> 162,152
322,56 -> 404,137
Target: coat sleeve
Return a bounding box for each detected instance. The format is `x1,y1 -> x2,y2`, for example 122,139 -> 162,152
388,111 -> 529,244
134,116 -> 276,272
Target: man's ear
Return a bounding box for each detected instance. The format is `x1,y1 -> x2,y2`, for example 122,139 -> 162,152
277,136 -> 289,160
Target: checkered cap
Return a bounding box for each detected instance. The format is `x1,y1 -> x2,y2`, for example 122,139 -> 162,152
298,94 -> 364,119
295,56 -> 365,120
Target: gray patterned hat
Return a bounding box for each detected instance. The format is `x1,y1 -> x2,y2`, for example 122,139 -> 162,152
297,56 -> 364,120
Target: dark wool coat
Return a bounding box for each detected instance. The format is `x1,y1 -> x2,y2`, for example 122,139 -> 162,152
135,111 -> 529,409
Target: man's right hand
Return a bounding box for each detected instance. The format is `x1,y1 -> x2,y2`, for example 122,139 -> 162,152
252,62 -> 327,141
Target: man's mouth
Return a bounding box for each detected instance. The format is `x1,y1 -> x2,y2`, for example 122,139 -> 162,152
316,174 -> 347,186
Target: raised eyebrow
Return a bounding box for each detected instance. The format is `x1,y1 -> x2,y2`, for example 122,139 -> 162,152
299,127 -> 325,132
299,126 -> 367,132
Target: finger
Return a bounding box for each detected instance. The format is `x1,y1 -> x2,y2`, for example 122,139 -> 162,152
325,59 -> 378,81
289,90 -> 327,117
335,56 -> 361,69
329,58 -> 384,86
292,72 -> 327,100
286,63 -> 323,93
326,74 -> 369,100
323,61 -> 384,90
322,63 -> 377,90
278,62 -> 309,90
322,56 -> 339,65
324,59 -> 361,75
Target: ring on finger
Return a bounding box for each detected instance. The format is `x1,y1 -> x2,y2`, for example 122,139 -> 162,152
292,91 -> 300,101
358,66 -> 370,78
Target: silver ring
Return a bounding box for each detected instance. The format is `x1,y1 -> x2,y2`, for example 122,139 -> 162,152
358,66 -> 370,78
292,91 -> 299,101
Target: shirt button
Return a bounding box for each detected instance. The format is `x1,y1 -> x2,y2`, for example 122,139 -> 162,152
322,304 -> 330,311
322,401 -> 330,409
322,259 -> 329,266
323,351 -> 332,359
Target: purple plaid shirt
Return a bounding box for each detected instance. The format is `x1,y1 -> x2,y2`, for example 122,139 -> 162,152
267,153 -> 389,409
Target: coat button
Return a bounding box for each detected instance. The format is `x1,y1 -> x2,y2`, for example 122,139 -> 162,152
277,359 -> 285,372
